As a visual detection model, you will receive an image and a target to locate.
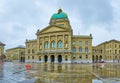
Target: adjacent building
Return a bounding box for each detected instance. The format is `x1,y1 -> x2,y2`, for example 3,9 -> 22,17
25,9 -> 93,63
0,42 -> 5,60
3,9 -> 120,63
0,42 -> 5,55
25,39 -> 37,62
92,39 -> 120,62
5,46 -> 25,62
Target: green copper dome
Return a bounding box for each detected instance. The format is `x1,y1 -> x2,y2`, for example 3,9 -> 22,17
51,9 -> 68,19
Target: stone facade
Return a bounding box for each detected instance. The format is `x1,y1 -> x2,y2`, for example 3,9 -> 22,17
25,9 -> 93,63
0,42 -> 5,55
92,39 -> 120,63
5,46 -> 25,62
0,42 -> 5,60
25,39 -> 37,62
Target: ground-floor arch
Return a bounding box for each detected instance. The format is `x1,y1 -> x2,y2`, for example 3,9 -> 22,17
58,55 -> 62,63
96,55 -> 98,62
19,57 -> 25,62
92,55 -> 95,63
99,55 -> 102,60
44,55 -> 48,63
51,55 -> 55,63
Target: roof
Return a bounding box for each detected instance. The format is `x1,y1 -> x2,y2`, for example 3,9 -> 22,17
72,35 -> 93,39
97,39 -> 120,46
26,39 -> 37,43
6,45 -> 25,51
0,42 -> 5,46
51,9 -> 68,19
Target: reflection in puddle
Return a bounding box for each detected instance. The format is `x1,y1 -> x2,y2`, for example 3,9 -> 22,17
33,63 -> 120,83
0,62 -> 120,83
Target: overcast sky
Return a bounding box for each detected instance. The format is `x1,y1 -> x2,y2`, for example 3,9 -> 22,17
0,0 -> 120,50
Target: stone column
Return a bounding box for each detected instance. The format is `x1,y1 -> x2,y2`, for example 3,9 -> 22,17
63,54 -> 65,63
37,37 -> 39,52
55,55 -> 58,63
63,34 -> 65,49
68,53 -> 72,63
56,35 -> 58,50
48,55 -> 51,63
42,37 -> 44,51
49,35 -> 51,50
41,55 -> 44,63
69,35 -> 72,50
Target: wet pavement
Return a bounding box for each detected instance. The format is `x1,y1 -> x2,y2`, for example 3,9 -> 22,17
0,62 -> 120,83
0,62 -> 36,83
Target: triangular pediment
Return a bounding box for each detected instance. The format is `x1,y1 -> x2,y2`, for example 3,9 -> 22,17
39,25 -> 69,34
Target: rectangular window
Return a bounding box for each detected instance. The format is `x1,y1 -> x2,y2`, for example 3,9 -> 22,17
79,41 -> 82,45
79,54 -> 82,59
79,48 -> 82,52
72,41 -> 76,45
32,49 -> 35,53
86,55 -> 88,59
72,48 -> 76,52
32,56 -> 34,59
85,41 -> 88,45
115,50 -> 117,54
59,24 -> 64,27
39,56 -> 41,61
85,48 -> 88,53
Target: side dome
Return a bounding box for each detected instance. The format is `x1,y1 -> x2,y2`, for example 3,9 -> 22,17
51,9 -> 68,19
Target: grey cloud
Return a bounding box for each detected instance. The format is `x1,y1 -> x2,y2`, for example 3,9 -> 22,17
55,0 -> 113,26
0,0 -> 120,48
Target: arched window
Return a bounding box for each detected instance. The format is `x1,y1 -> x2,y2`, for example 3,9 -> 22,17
72,47 -> 76,52
79,47 -> 82,52
85,47 -> 88,53
58,40 -> 62,48
51,41 -> 56,48
44,41 -> 49,48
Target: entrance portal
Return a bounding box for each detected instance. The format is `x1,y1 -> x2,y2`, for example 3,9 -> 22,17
20,57 -> 25,62
92,55 -> 94,63
44,55 -> 48,63
51,55 -> 55,63
96,55 -> 98,63
58,55 -> 62,63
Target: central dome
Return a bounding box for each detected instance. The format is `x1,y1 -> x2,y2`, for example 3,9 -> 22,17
51,9 -> 68,19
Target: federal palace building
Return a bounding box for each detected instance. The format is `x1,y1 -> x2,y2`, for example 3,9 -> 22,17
25,9 -> 92,63
4,9 -> 120,63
